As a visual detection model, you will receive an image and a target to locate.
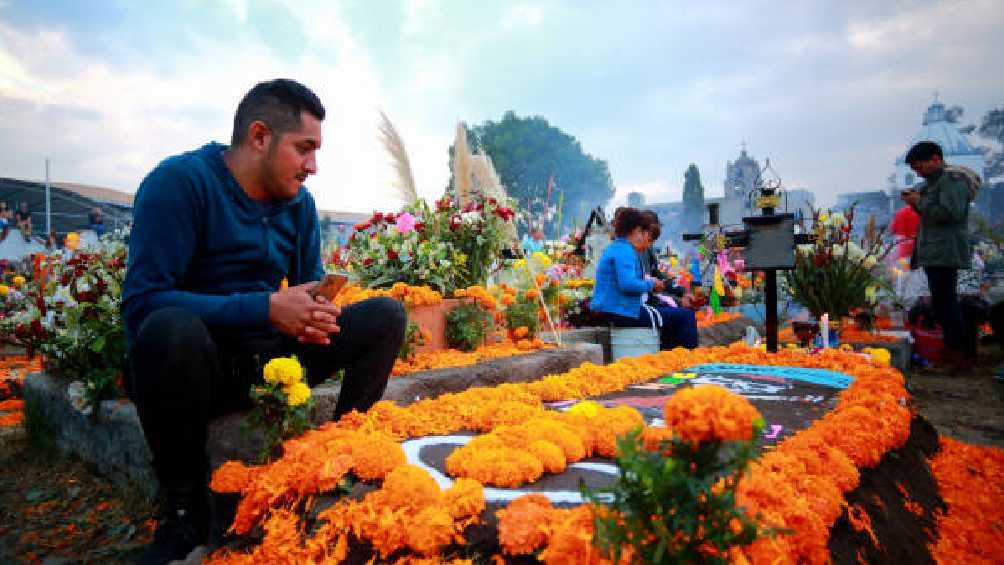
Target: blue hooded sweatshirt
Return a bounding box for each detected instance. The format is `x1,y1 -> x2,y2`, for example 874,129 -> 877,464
122,142 -> 324,343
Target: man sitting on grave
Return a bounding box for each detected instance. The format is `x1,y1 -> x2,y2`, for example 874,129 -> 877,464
590,206 -> 699,350
122,78 -> 406,563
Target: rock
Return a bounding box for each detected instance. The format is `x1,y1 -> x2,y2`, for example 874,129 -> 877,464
23,372 -> 158,498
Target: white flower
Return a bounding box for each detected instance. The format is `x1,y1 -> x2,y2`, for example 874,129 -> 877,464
863,256 -> 877,269
461,211 -> 480,224
797,244 -> 814,256
829,212 -> 846,226
847,242 -> 865,261
831,244 -> 845,257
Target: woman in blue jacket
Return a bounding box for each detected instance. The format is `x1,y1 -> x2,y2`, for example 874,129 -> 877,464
590,207 -> 698,349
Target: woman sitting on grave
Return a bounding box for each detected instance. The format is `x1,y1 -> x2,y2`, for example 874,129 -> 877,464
590,207 -> 699,349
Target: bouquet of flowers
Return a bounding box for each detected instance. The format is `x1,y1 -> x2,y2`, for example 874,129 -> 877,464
347,195 -> 516,295
785,208 -> 890,321
249,356 -> 313,461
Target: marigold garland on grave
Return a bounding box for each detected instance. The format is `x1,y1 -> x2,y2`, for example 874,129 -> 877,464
929,436 -> 1004,564
210,345 -> 915,563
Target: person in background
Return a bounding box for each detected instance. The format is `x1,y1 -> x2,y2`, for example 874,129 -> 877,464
985,269 -> 1004,381
88,207 -> 105,237
590,207 -> 698,350
903,141 -> 974,369
0,201 -> 11,241
890,188 -> 921,260
638,210 -> 687,303
45,230 -> 58,251
15,202 -> 32,242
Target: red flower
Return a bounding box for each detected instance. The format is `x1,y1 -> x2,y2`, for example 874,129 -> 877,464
495,207 -> 515,221
353,221 -> 371,232
449,215 -> 462,231
437,198 -> 452,212
371,212 -> 384,224
363,257 -> 374,267
414,222 -> 425,232
387,249 -> 399,261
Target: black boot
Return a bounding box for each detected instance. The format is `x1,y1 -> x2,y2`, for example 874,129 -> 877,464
136,486 -> 209,564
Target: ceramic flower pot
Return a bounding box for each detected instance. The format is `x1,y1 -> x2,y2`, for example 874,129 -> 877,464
408,298 -> 462,353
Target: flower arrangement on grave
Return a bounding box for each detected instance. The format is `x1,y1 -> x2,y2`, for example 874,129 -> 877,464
0,233 -> 130,415
785,208 -> 890,322
248,356 -> 314,461
346,118 -> 517,296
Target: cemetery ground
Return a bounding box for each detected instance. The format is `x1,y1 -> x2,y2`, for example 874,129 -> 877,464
0,346 -> 1001,564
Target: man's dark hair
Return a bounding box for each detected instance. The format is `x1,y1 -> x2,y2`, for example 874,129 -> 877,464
231,79 -> 325,146
904,141 -> 943,164
613,207 -> 652,238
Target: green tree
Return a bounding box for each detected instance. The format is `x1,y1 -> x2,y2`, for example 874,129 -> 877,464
449,111 -> 615,236
978,106 -> 1003,179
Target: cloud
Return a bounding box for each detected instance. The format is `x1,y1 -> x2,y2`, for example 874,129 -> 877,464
501,4 -> 545,30
612,179 -> 679,210
1,0 -> 1002,219
0,5 -> 460,213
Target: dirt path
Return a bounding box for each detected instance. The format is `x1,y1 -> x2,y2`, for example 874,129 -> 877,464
906,345 -> 1004,449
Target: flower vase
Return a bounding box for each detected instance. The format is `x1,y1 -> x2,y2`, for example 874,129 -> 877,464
409,298 -> 461,353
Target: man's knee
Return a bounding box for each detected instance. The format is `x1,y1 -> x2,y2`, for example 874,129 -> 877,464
132,308 -> 213,360
354,297 -> 407,335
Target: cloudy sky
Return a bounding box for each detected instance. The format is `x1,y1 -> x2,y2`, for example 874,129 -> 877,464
1,0 -> 1001,213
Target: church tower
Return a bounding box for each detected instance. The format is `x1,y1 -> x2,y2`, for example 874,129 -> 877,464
721,145 -> 760,226
892,96 -> 985,192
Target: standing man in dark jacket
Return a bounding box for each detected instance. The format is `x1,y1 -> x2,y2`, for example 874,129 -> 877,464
903,141 -> 974,367
123,79 -> 406,563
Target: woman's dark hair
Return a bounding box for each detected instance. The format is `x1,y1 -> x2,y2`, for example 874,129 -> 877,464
613,207 -> 652,238
642,210 -> 661,240
231,78 -> 325,146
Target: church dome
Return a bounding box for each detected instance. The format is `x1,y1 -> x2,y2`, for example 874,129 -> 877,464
895,100 -> 982,165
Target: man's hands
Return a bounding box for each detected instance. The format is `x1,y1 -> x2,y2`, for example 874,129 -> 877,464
269,282 -> 341,345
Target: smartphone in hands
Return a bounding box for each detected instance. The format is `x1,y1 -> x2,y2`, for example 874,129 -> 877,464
310,273 -> 349,302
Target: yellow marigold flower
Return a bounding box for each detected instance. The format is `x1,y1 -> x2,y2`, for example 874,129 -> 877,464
524,288 -> 540,300
0,284 -> 8,297
866,347 -> 891,366
284,381 -> 311,407
11,275 -> 25,288
531,251 -> 551,267
566,400 -> 601,418
263,356 -> 303,386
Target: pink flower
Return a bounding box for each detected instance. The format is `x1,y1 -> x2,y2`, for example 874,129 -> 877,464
395,212 -> 417,233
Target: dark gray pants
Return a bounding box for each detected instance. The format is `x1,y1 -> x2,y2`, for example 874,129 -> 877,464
126,297 -> 406,490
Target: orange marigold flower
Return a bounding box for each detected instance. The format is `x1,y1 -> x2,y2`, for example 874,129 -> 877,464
443,478 -> 486,519
496,494 -> 555,555
210,461 -> 259,494
663,384 -> 763,443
